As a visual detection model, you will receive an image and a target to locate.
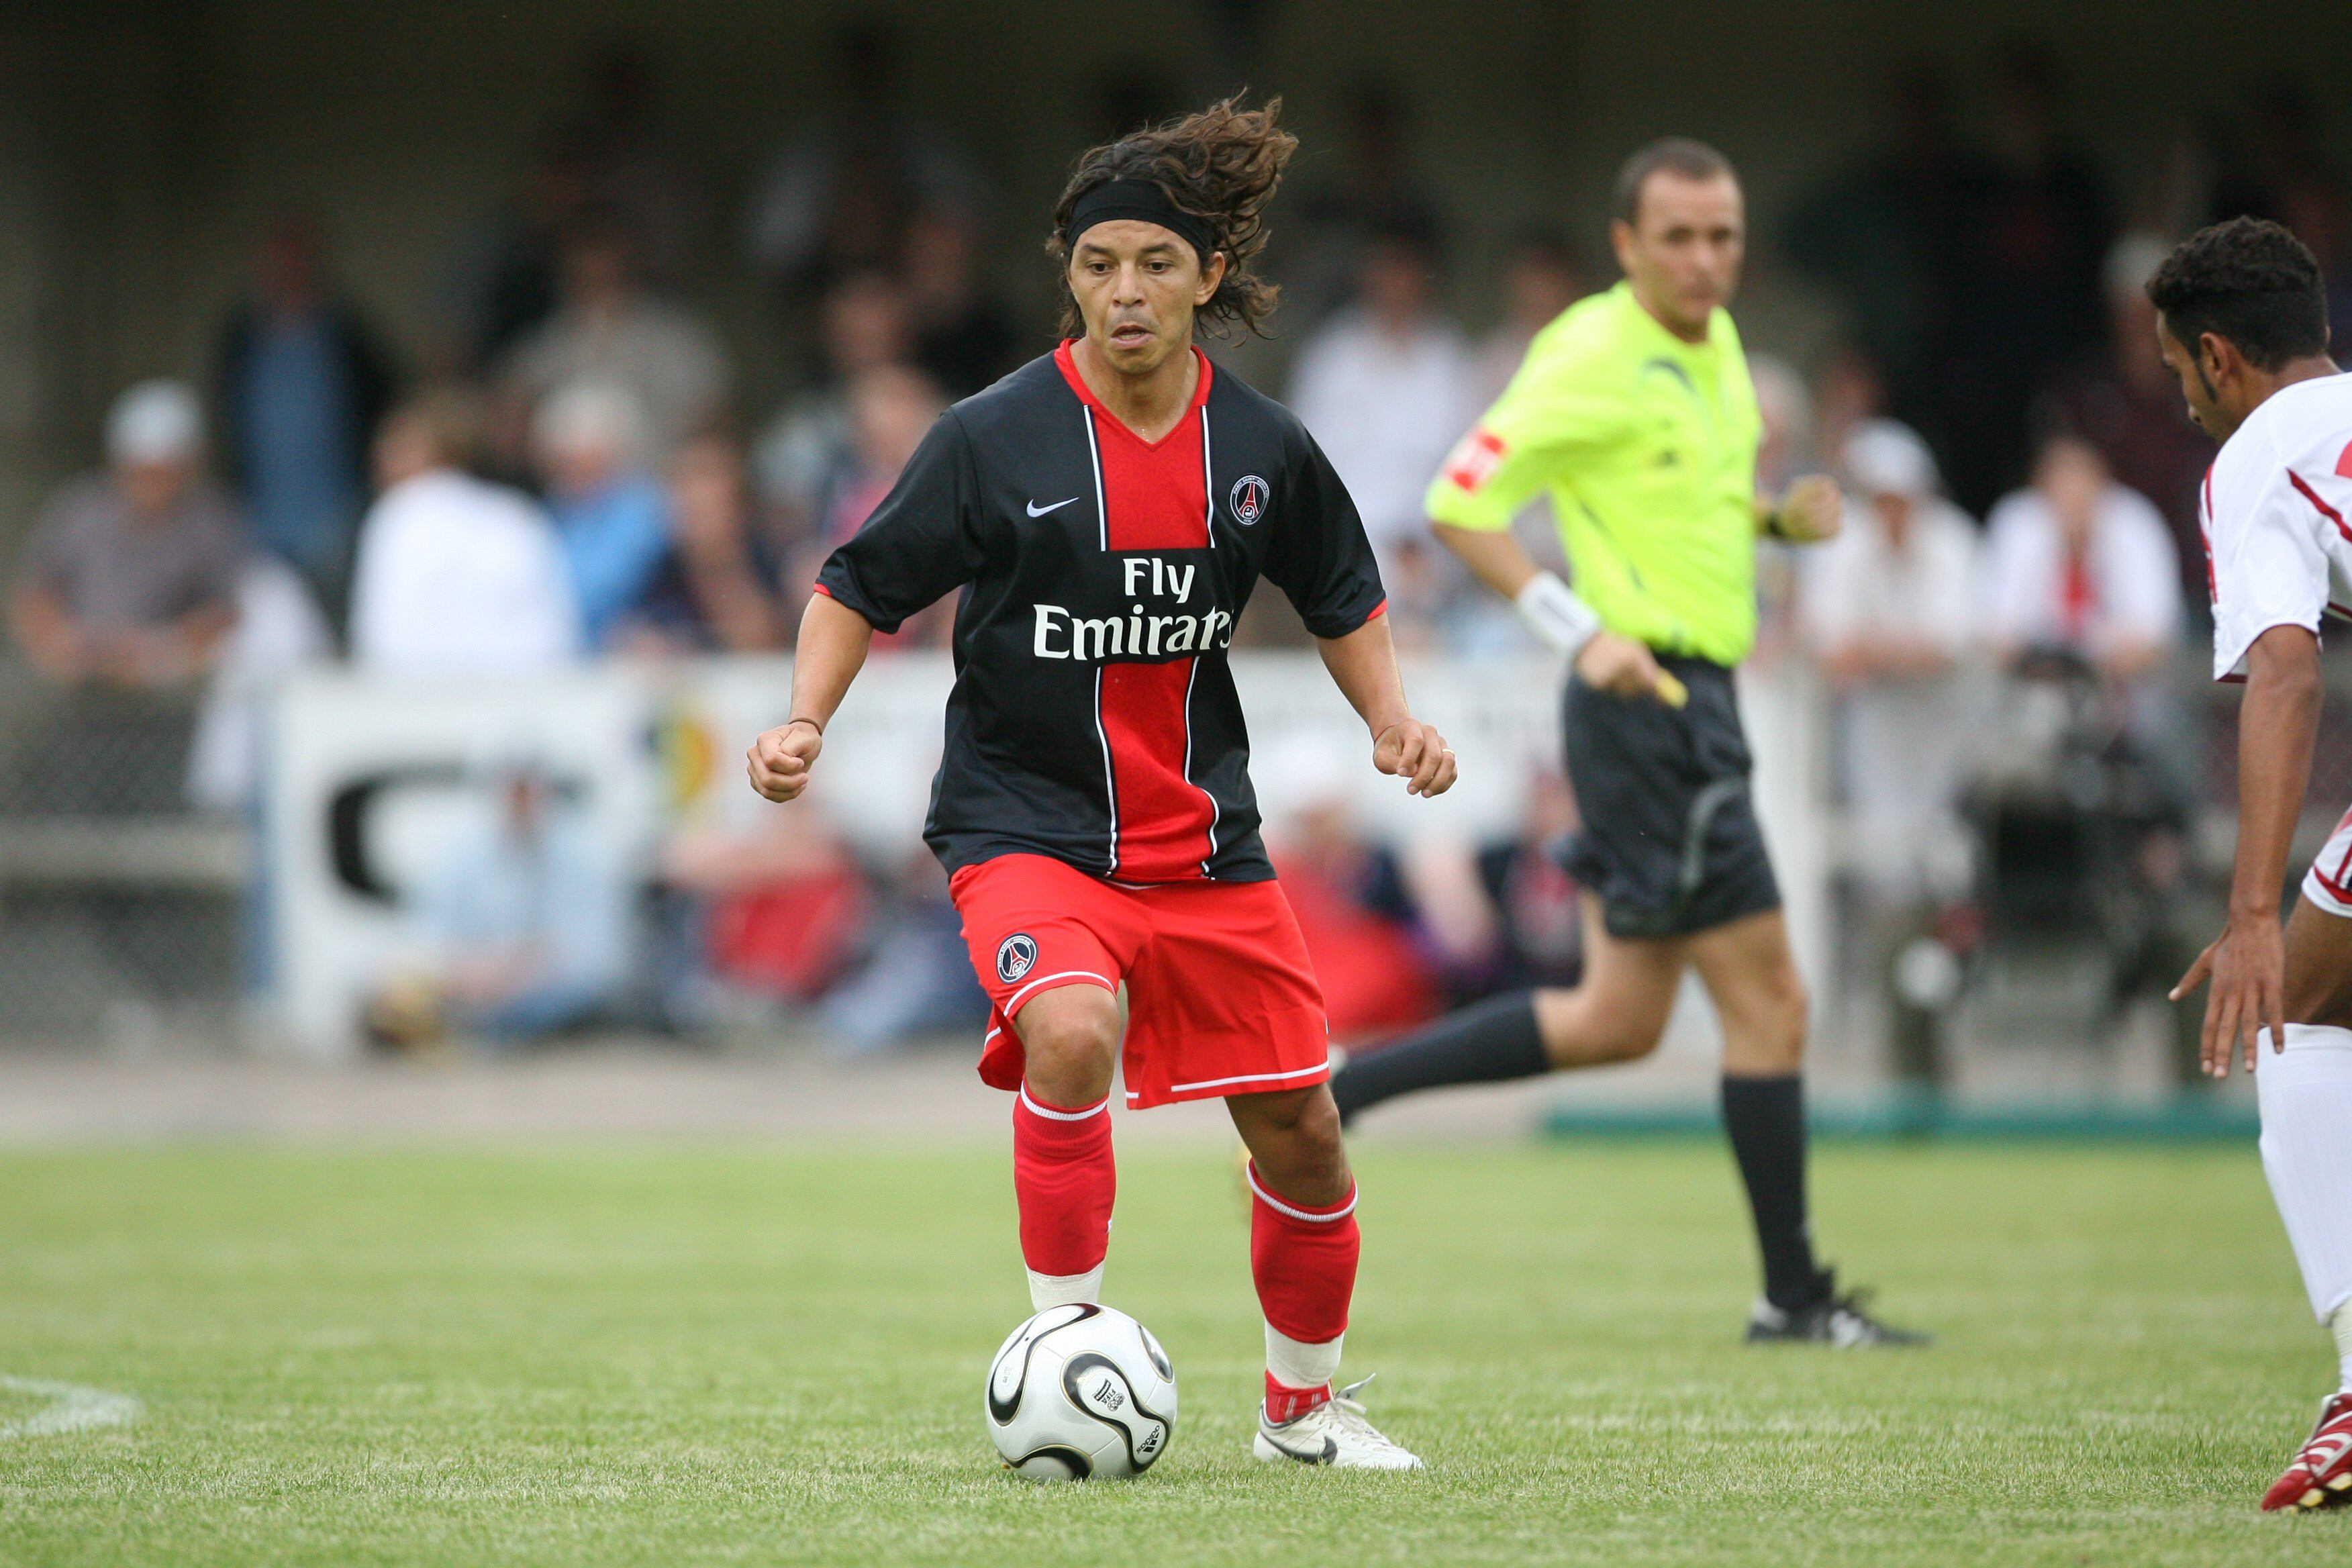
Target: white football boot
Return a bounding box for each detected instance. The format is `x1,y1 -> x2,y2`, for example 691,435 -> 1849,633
1251,1377 -> 1422,1470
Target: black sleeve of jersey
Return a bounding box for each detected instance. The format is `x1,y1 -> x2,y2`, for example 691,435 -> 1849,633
813,412 -> 984,632
1262,426 -> 1389,639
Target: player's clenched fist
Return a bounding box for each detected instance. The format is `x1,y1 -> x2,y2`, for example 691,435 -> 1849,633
747,719 -> 824,803
1373,718 -> 1459,798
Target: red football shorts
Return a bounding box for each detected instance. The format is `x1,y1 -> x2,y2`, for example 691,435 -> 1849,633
949,853 -> 1331,1110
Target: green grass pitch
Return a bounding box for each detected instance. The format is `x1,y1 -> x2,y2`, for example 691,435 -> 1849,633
0,1138 -> 2347,1565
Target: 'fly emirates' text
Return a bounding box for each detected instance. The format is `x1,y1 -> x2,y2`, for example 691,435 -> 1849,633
1030,555 -> 1233,663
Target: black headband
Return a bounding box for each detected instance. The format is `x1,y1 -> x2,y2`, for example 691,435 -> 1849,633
1062,179 -> 1218,262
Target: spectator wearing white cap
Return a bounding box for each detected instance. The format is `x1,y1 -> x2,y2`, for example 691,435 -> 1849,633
1803,419 -> 1981,898
531,380 -> 674,650
9,380 -> 247,687
1801,418 -> 1982,1083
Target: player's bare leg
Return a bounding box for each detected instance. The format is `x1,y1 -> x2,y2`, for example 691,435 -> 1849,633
1017,984 -> 1121,1107
2257,897 -> 2352,1510
1009,984 -> 1122,1312
1228,1085 -> 1417,1469
1228,1083 -> 1351,1208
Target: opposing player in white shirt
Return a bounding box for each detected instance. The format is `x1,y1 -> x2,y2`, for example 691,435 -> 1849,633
2149,217 -> 2352,1512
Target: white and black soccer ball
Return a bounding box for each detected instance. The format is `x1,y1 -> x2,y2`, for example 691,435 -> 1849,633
985,1304 -> 1177,1481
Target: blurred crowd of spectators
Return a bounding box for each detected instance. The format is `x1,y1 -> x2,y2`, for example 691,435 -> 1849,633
9,27 -> 2348,1063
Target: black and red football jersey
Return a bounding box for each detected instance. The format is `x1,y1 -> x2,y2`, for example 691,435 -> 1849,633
815,342 -> 1387,883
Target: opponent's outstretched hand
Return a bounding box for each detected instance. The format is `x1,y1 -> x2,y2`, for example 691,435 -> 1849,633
1374,718 -> 1458,797
747,719 -> 824,803
2170,908 -> 2288,1077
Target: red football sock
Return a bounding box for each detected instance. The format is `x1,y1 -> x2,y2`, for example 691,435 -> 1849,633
1247,1160 -> 1359,1419
1012,1085 -> 1115,1279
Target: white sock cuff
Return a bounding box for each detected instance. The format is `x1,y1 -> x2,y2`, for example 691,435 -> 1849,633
1245,1163 -> 1358,1222
1265,1323 -> 1343,1390
1018,1086 -> 1110,1120
2332,1300 -> 2352,1394
1028,1265 -> 1106,1314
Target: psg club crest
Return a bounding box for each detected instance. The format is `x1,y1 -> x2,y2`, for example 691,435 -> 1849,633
1228,475 -> 1269,526
996,932 -> 1038,985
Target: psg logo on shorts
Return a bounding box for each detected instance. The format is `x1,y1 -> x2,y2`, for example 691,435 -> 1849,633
1228,475 -> 1269,526
996,932 -> 1038,984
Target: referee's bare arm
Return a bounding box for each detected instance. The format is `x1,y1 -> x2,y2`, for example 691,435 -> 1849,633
748,592 -> 875,803
1432,521 -> 1678,705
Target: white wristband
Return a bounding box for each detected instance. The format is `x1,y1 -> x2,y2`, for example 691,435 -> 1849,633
1513,571 -> 1601,660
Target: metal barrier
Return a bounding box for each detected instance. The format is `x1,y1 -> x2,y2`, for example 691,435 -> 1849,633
0,675 -> 246,1046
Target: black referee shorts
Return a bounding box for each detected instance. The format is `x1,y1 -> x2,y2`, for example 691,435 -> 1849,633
1559,653 -> 1781,941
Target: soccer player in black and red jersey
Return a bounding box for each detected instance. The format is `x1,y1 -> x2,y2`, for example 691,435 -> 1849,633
747,98 -> 1451,1469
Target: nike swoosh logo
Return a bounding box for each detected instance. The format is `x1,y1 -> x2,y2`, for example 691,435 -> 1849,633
1261,1424 -> 1338,1464
1026,497 -> 1080,517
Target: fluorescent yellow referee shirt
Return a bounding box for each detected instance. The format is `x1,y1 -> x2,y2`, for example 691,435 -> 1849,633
1426,281 -> 1763,667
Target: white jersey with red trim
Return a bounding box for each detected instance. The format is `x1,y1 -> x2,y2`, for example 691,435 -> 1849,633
2310,807 -> 2352,916
2201,370 -> 2352,682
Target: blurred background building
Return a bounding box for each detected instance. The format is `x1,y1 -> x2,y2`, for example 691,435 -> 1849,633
0,0 -> 2349,1110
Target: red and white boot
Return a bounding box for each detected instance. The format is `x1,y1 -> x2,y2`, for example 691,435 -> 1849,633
2263,1392 -> 2352,1512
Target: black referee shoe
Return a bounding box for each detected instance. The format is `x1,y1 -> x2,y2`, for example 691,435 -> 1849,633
1745,1273 -> 1929,1348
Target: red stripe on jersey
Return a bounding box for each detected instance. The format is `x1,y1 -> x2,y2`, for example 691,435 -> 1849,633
1099,658 -> 1214,880
2289,469 -> 2352,542
1054,340 -> 1216,546
1057,339 -> 1218,877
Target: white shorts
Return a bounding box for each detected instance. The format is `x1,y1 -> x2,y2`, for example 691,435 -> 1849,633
2306,805 -> 2352,918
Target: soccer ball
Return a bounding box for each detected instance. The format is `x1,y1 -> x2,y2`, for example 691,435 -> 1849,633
985,1303 -> 1177,1481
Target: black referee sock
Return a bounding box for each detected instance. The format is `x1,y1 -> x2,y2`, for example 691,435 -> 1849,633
1720,1073 -> 1825,1312
1330,991 -> 1551,1123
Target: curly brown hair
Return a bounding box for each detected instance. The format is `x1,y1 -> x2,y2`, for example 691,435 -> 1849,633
1047,95 -> 1297,340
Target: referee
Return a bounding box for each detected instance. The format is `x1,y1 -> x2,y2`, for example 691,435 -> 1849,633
1330,139 -> 1922,1346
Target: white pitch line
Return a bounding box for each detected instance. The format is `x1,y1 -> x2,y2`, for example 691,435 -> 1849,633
0,1375 -> 140,1438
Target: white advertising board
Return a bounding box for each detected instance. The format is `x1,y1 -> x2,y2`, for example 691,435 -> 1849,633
264,653 -> 1824,1057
